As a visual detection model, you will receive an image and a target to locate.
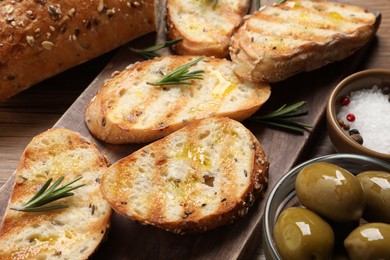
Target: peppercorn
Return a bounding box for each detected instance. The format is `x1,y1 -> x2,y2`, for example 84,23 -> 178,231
343,123 -> 350,131
348,129 -> 360,135
341,96 -> 350,106
346,113 -> 356,122
338,118 -> 345,127
382,86 -> 390,95
350,134 -> 363,145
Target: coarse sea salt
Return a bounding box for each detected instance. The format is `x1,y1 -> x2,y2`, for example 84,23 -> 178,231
337,85 -> 390,154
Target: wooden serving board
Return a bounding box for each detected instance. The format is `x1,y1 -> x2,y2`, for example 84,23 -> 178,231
0,1 -> 381,258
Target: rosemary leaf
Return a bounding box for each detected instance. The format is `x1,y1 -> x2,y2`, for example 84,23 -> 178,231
210,0 -> 218,6
248,101 -> 312,134
147,57 -> 205,86
256,0 -> 261,10
274,0 -> 287,5
129,39 -> 183,59
258,101 -> 307,119
255,120 -> 310,134
11,176 -> 84,212
11,204 -> 69,213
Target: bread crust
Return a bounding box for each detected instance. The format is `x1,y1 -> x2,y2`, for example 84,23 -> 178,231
230,0 -> 376,83
85,55 -> 271,144
0,0 -> 156,100
101,117 -> 269,234
0,128 -> 112,259
166,0 -> 250,58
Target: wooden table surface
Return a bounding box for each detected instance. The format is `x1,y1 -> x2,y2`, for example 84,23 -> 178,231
1,0 -> 389,190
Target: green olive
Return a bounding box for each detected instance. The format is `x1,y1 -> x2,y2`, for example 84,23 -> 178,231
344,223 -> 390,260
295,162 -> 366,222
273,207 -> 334,260
356,171 -> 390,223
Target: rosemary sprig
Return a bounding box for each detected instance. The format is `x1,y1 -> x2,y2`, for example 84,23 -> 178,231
248,101 -> 312,134
11,176 -> 85,212
256,0 -> 261,10
274,0 -> 287,5
129,39 -> 183,59
147,56 -> 205,86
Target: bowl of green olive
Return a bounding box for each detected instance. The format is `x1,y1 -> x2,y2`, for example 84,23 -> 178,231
262,154 -> 390,259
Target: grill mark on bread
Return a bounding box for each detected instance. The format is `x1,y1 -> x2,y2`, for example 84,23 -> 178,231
149,57 -> 205,129
246,14 -> 331,43
147,148 -> 169,223
11,147 -> 107,209
173,59 -> 232,119
216,124 -> 239,213
114,58 -> 189,130
152,89 -> 191,130
1,211 -> 56,236
146,57 -> 226,130
109,158 -> 137,212
148,58 -> 247,127
246,6 -> 372,46
258,6 -> 368,32
131,85 -> 163,127
165,130 -> 204,223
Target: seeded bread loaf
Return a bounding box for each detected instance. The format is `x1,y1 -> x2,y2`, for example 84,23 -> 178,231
0,0 -> 157,101
0,128 -> 111,259
230,0 -> 377,83
101,117 -> 269,234
84,55 -> 271,144
166,0 -> 250,58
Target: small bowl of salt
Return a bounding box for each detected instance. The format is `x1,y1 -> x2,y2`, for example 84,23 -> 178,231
326,69 -> 390,162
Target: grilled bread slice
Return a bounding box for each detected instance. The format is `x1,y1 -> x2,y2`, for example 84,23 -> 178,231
230,0 -> 377,82
100,117 -> 269,234
85,55 -> 271,144
166,0 -> 250,58
0,128 -> 111,259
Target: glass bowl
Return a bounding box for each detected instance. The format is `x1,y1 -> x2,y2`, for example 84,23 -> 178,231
262,154 -> 390,260
326,69 -> 390,162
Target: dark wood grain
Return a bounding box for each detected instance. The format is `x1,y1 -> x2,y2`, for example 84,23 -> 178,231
1,0 -> 389,258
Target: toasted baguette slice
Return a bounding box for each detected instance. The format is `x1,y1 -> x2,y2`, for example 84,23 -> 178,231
230,0 -> 377,82
101,117 -> 269,234
0,128 -> 111,259
85,55 -> 270,144
166,0 -> 250,58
